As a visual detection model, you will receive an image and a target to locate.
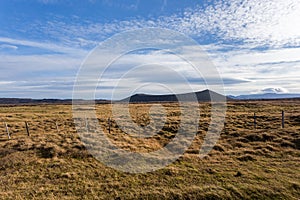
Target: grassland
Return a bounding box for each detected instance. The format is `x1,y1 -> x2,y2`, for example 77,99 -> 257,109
0,100 -> 299,199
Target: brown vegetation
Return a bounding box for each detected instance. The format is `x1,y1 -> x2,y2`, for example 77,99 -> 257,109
0,100 -> 299,199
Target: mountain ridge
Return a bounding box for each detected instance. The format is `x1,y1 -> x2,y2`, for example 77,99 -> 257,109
1,90 -> 300,105
120,89 -> 228,103
230,93 -> 300,100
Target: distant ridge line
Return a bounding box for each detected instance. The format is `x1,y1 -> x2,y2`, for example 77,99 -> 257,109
119,89 -> 228,103
1,90 -> 300,105
0,98 -> 109,105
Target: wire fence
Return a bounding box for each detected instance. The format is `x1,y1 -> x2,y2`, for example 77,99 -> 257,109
1,110 -> 299,140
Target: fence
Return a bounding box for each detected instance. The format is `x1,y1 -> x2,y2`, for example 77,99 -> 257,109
0,110 -> 297,140
253,110 -> 286,129
1,119 -> 72,140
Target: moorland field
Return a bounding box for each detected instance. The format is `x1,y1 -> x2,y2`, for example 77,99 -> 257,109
0,100 -> 299,199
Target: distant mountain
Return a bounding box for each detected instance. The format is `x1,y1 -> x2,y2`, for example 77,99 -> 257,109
230,93 -> 300,100
0,98 -> 109,105
120,89 -> 228,103
3,91 -> 299,105
0,98 -> 72,105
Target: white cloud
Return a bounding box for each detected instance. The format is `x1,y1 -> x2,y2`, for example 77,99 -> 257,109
0,54 -> 81,71
0,79 -> 76,98
0,37 -> 87,55
208,45 -> 300,95
78,0 -> 300,47
1,40 -> 299,98
178,0 -> 300,47
2,0 -> 300,98
0,81 -> 16,85
24,0 -> 300,50
261,87 -> 289,94
225,48 -> 300,66
0,54 -> 81,98
0,44 -> 18,50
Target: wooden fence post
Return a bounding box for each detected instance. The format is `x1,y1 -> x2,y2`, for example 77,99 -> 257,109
254,113 -> 257,129
56,121 -> 60,134
282,111 -> 285,128
85,117 -> 89,134
5,122 -> 10,139
108,118 -> 111,134
25,121 -> 30,136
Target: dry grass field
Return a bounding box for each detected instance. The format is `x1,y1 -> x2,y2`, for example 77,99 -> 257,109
0,100 -> 299,199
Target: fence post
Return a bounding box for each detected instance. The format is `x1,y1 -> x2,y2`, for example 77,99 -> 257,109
254,112 -> 257,129
282,110 -> 285,128
108,118 -> 111,134
56,121 -> 60,134
85,117 -> 89,134
5,122 -> 10,139
25,121 -> 30,136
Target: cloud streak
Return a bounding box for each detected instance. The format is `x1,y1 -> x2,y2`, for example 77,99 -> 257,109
0,37 -> 87,55
0,44 -> 18,50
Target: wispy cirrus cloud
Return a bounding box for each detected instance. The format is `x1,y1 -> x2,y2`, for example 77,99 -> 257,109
0,37 -> 87,55
175,0 -> 300,47
30,0 -> 300,48
0,44 -> 18,50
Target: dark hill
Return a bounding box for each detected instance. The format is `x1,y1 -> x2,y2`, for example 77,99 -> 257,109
120,89 -> 228,103
0,90 -> 227,105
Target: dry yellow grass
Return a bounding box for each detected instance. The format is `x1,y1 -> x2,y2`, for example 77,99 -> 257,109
0,100 -> 299,199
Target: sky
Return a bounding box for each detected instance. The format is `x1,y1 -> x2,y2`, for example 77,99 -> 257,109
0,0 -> 300,99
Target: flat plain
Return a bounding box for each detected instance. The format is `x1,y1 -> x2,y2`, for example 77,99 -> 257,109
0,100 -> 299,199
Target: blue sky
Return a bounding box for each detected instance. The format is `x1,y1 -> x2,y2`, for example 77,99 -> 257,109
0,0 -> 300,99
